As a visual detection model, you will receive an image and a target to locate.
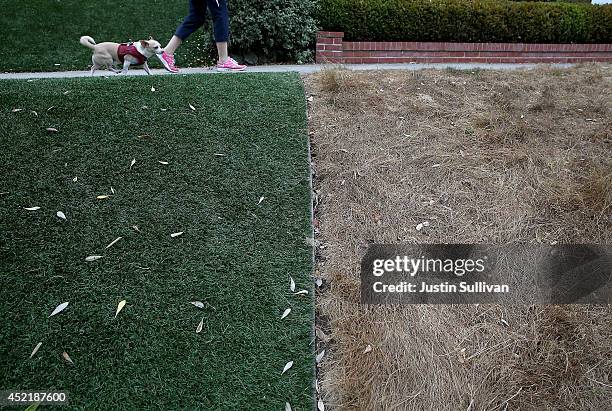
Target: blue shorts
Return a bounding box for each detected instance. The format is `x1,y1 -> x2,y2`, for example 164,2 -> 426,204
175,0 -> 229,43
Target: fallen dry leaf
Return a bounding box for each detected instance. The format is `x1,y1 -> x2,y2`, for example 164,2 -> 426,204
130,158 -> 136,169
290,277 -> 296,292
457,347 -> 467,364
24,402 -> 41,411
110,187 -> 115,194
30,342 -> 42,359
191,301 -> 205,309
24,207 -> 41,211
56,211 -> 66,220
170,232 -> 184,238
363,344 -> 372,354
285,403 -> 292,411
258,196 -> 265,205
115,300 -> 126,318
416,221 -> 430,231
281,361 -> 293,375
85,255 -> 102,262
132,225 -> 141,233
62,351 -> 73,364
31,110 -> 38,117
318,399 -> 325,411
316,350 -> 325,364
315,278 -> 323,288
11,108 -> 23,113
105,237 -> 122,249
72,176 -> 77,182
151,86 -> 156,92
189,104 -> 196,111
196,317 -> 204,333
96,195 -> 110,200
293,290 -> 308,296
316,329 -> 330,342
46,127 -> 58,133
281,308 -> 291,319
49,302 -> 69,317
158,161 -> 169,165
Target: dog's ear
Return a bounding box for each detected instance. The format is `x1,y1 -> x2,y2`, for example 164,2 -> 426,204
149,36 -> 153,40
140,40 -> 150,48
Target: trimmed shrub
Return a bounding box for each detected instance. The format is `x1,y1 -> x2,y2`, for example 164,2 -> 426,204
190,0 -> 318,65
318,0 -> 612,43
510,0 -> 591,3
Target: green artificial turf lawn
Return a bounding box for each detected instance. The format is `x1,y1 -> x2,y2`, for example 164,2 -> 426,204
0,73 -> 314,410
0,0 -> 214,72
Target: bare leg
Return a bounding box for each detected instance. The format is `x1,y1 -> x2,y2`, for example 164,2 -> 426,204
164,35 -> 183,56
216,42 -> 229,64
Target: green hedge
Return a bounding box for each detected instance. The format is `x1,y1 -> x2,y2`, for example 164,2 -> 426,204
318,0 -> 612,43
511,0 -> 591,3
192,0 -> 318,64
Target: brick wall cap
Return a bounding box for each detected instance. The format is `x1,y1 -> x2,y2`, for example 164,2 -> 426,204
317,31 -> 345,38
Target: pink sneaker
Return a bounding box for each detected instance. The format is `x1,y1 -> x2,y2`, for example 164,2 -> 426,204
158,52 -> 179,73
216,57 -> 247,72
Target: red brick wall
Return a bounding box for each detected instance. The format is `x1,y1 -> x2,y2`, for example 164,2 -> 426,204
316,31 -> 612,64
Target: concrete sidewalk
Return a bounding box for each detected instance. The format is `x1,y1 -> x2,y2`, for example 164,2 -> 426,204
0,63 -> 574,80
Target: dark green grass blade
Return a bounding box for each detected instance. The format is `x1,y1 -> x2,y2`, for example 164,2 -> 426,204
0,73 -> 313,410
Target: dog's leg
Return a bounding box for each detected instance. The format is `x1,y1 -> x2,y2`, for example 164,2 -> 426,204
90,56 -> 98,76
108,66 -> 121,74
121,59 -> 131,74
143,62 -> 151,75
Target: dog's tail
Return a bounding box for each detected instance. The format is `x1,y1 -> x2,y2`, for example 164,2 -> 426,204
79,36 -> 96,50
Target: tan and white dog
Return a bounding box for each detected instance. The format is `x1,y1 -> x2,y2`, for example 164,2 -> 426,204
79,36 -> 163,75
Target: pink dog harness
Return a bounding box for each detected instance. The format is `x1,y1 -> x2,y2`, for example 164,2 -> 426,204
117,43 -> 147,66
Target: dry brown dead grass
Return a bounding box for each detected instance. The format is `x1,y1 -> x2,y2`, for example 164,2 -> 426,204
305,64 -> 612,410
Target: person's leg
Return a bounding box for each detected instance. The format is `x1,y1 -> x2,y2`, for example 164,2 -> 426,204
208,0 -> 246,70
206,0 -> 229,63
159,0 -> 207,73
216,40 -> 229,64
173,0 -> 207,47
164,36 -> 183,56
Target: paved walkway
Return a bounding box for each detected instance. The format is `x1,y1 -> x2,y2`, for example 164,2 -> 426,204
0,63 -> 574,80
